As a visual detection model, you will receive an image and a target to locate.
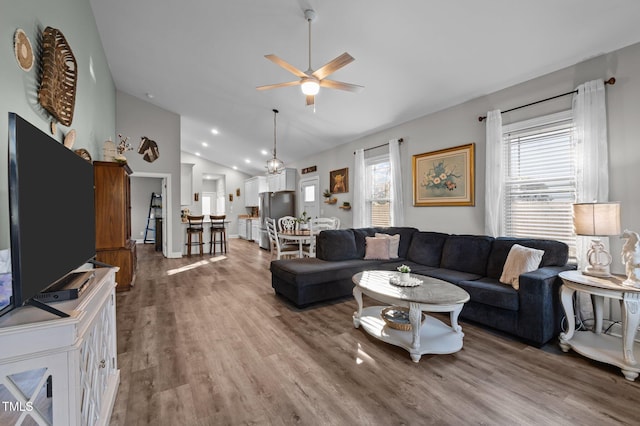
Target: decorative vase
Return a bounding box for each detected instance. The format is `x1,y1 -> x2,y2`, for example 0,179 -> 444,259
103,139 -> 116,161
400,272 -> 410,282
299,223 -> 309,231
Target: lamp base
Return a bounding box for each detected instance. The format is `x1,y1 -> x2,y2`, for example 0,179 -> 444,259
582,239 -> 613,278
582,266 -> 612,278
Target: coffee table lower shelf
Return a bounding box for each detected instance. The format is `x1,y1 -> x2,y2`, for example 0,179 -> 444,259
355,306 -> 464,362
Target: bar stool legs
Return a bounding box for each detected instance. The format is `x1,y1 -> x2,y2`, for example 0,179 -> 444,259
209,215 -> 227,255
186,215 -> 205,256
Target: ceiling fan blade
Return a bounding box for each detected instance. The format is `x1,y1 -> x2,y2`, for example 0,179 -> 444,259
306,95 -> 315,106
256,81 -> 301,91
319,79 -> 364,93
265,54 -> 307,78
312,52 -> 354,80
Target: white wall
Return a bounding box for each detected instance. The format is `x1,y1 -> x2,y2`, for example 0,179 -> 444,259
0,0 -> 116,249
289,41 -> 640,274
181,152 -> 252,237
116,91 -> 182,255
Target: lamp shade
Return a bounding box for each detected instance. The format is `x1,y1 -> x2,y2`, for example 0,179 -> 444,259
573,202 -> 621,236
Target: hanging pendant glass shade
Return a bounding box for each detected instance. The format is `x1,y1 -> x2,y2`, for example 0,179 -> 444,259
266,108 -> 284,174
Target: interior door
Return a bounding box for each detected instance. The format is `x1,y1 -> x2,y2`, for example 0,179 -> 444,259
299,176 -> 320,219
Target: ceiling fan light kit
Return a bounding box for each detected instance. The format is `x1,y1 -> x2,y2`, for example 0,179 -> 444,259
301,77 -> 320,95
256,9 -> 363,107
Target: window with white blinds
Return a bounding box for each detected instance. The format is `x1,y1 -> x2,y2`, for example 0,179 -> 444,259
502,111 -> 576,258
365,155 -> 392,227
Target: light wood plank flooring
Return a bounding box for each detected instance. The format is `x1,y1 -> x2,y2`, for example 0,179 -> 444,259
110,240 -> 640,425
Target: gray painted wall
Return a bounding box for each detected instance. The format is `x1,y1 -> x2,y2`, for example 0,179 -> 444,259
116,91 -> 182,255
181,152 -> 251,237
289,41 -> 640,274
131,177 -> 163,242
0,0 -> 115,250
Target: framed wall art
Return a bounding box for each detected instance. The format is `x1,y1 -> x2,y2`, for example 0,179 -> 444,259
330,167 -> 348,193
412,143 -> 475,206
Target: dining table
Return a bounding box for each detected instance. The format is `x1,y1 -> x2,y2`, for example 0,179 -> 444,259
278,229 -> 316,258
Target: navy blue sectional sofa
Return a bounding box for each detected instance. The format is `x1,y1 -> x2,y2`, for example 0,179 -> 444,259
270,227 -> 574,346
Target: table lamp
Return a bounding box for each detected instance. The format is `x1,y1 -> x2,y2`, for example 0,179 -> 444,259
573,202 -> 621,277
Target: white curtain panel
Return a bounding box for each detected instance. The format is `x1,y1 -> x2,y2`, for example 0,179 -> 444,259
389,139 -> 405,226
484,110 -> 503,237
353,148 -> 367,228
573,79 -> 609,271
572,79 -> 609,326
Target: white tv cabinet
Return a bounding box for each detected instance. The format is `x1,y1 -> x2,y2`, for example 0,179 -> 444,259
0,268 -> 119,425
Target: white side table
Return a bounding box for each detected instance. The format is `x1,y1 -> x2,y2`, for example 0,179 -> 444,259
558,270 -> 640,381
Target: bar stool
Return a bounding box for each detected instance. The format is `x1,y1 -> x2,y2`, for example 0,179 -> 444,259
209,215 -> 227,255
186,215 -> 204,255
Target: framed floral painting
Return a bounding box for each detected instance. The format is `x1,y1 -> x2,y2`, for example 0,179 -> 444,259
412,143 -> 475,206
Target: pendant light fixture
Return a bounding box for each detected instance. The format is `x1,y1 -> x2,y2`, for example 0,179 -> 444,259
266,109 -> 284,174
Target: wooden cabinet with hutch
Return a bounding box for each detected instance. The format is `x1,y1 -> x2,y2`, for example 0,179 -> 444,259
94,161 -> 137,291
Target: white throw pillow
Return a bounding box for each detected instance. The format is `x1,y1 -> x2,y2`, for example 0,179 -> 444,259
375,233 -> 400,258
499,244 -> 545,290
364,237 -> 390,260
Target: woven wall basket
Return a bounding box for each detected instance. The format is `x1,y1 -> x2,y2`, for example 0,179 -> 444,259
38,27 -> 77,126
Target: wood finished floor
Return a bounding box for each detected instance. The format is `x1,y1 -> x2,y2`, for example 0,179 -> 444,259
110,240 -> 640,426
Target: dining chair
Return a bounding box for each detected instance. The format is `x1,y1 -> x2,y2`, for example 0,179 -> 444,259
266,217 -> 299,260
330,217 -> 341,229
278,215 -> 298,244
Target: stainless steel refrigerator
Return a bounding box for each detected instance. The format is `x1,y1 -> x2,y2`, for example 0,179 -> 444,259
259,191 -> 295,249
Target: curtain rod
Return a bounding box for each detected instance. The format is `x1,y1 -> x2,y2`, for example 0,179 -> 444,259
478,77 -> 616,122
353,138 -> 403,155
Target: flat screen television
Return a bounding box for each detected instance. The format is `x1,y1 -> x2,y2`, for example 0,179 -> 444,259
1,113 -> 95,317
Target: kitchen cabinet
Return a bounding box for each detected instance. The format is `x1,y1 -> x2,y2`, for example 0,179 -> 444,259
267,168 -> 297,192
181,163 -> 193,205
244,177 -> 265,207
238,218 -> 248,239
251,219 -> 261,243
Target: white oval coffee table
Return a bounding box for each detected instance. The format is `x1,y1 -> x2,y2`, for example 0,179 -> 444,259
352,270 -> 470,362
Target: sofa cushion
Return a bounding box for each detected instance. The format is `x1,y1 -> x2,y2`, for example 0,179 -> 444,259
406,232 -> 449,267
364,237 -> 390,260
352,228 -> 379,258
440,235 -> 494,276
486,238 -> 569,279
375,233 -> 400,258
458,277 -> 519,311
375,260 -> 436,275
374,227 -> 419,258
271,257 -> 383,287
500,244 -> 544,290
419,268 -> 483,285
315,229 -> 359,261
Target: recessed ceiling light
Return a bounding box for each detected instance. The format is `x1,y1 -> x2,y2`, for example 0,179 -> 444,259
211,128 -> 219,135
146,92 -> 154,99
195,152 -> 201,156
202,142 -> 208,147
261,149 -> 269,156
245,159 -> 251,164
232,166 -> 238,170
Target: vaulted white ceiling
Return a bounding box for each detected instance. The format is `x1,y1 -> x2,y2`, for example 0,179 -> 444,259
90,0 -> 640,175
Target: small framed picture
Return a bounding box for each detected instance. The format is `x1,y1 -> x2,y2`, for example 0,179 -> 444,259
330,167 -> 349,193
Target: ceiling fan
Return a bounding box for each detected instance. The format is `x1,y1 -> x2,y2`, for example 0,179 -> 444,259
256,9 -> 363,107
